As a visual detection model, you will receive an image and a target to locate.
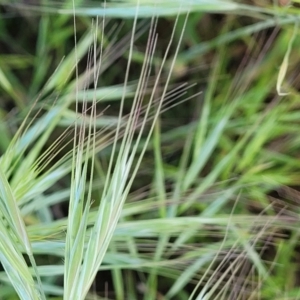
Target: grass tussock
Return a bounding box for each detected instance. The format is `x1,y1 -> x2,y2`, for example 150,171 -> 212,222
1,0 -> 300,299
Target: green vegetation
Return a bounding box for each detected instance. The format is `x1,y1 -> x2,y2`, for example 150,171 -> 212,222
0,0 -> 300,299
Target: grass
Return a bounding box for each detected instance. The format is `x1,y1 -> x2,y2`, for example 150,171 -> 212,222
1,0 -> 300,299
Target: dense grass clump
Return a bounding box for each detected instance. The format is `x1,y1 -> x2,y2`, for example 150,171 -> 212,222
1,1 -> 300,299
